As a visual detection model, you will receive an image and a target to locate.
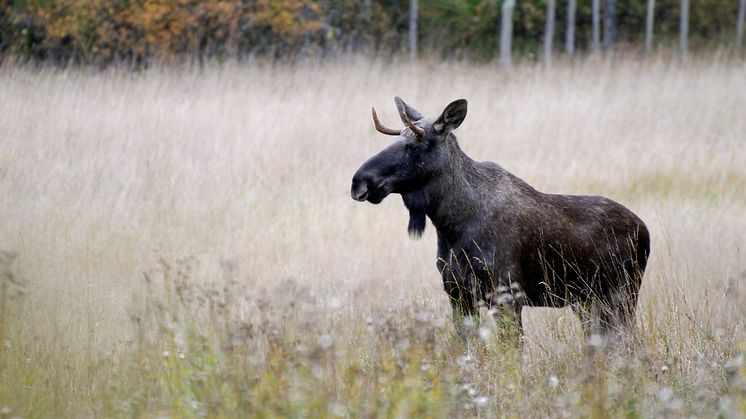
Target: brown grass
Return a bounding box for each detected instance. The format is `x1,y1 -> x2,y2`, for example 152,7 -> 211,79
0,56 -> 744,417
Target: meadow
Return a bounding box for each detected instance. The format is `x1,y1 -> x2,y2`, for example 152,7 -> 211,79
0,56 -> 745,417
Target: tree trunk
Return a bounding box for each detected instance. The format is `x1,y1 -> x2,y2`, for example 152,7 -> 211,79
592,0 -> 601,53
679,0 -> 689,57
603,0 -> 616,52
645,0 -> 655,54
500,0 -> 515,67
566,0 -> 576,55
737,0 -> 746,48
544,0 -> 556,64
409,0 -> 418,59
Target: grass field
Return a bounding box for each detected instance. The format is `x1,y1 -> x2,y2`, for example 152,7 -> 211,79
1,56 -> 745,417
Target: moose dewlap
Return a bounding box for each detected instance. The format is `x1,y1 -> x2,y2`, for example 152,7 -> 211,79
351,97 -> 650,337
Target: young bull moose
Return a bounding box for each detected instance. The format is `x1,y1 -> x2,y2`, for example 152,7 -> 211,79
351,97 -> 650,338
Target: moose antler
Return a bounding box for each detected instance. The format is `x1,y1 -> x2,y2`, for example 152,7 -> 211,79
402,112 -> 424,139
371,108 -> 401,136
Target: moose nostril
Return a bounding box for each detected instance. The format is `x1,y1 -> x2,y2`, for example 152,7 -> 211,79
351,183 -> 368,201
352,171 -> 382,202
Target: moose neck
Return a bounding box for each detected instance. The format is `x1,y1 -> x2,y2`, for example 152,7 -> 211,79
403,137 -> 490,243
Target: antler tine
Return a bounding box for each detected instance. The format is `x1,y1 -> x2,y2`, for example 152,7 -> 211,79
371,107 -> 401,136
402,112 -> 424,139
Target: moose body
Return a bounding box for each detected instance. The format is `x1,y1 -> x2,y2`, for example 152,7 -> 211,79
351,98 -> 649,336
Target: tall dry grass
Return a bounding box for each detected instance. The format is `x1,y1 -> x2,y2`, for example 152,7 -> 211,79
0,56 -> 745,417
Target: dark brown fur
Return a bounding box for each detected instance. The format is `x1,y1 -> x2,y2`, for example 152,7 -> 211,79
351,98 -> 649,336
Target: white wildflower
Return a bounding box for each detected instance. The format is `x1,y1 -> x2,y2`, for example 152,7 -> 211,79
588,334 -> 604,348
658,387 -> 673,402
318,334 -> 333,349
478,327 -> 491,341
548,374 -> 559,389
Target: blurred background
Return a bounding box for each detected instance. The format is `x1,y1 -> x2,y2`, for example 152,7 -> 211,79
1,1 -> 745,417
1,0 -> 745,65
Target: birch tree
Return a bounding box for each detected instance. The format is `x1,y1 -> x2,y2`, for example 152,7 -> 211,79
679,0 -> 689,57
737,0 -> 745,48
603,0 -> 617,51
500,0 -> 515,67
592,0 -> 601,53
645,0 -> 655,54
409,0 -> 418,59
566,0 -> 576,55
544,0 -> 556,63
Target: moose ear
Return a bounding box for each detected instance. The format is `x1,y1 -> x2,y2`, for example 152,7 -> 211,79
394,96 -> 424,123
434,99 -> 468,134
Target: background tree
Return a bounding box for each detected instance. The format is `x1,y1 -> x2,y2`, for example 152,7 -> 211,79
544,0 -> 556,63
500,0 -> 515,67
737,0 -> 745,48
592,0 -> 601,53
409,0 -> 418,59
679,0 -> 689,57
645,0 -> 655,53
604,0 -> 617,51
566,0 -> 576,55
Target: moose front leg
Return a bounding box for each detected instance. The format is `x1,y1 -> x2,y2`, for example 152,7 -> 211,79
441,273 -> 478,338
486,263 -> 525,341
438,240 -> 480,338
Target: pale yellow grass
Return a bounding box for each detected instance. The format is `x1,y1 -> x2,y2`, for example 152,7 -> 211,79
0,56 -> 745,416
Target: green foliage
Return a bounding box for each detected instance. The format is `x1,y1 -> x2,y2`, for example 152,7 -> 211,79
419,0 -> 499,59
0,0 -> 743,64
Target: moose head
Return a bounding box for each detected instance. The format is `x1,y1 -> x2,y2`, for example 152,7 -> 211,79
351,97 -> 467,205
351,97 -> 468,236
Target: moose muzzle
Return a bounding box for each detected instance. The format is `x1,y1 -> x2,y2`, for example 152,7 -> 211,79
351,171 -> 388,204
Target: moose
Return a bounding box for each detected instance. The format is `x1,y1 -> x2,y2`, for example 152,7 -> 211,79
351,97 -> 650,338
